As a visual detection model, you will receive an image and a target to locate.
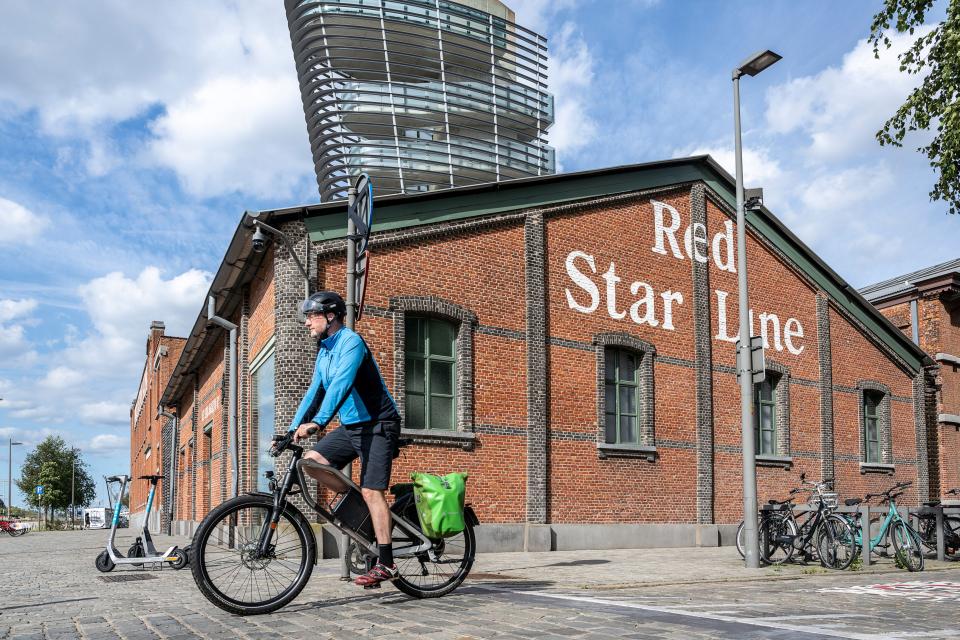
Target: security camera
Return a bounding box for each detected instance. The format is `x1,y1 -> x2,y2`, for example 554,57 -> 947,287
251,225 -> 268,253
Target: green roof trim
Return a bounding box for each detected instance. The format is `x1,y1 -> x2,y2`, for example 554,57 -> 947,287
305,164 -> 708,240
288,157 -> 929,374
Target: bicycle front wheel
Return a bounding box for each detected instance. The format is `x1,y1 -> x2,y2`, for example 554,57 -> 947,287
191,494 -> 316,615
891,520 -> 924,572
816,514 -> 857,570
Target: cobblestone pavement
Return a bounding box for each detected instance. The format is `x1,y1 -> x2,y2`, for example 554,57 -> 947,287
2,530 -> 959,639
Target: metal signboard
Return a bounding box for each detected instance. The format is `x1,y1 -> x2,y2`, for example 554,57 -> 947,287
348,174 -> 374,321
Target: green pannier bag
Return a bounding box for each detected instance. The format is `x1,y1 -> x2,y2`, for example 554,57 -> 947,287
411,471 -> 468,539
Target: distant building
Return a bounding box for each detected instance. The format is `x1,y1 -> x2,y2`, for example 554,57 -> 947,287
285,0 -> 554,201
861,259 -> 960,498
129,321 -> 185,532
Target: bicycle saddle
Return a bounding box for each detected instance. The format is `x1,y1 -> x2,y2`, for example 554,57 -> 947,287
138,474 -> 165,481
106,475 -> 130,483
845,498 -> 862,506
390,482 -> 414,497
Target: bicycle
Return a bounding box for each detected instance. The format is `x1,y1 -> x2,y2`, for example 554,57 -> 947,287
0,516 -> 27,537
735,487 -> 802,564
190,429 -> 477,615
914,487 -> 960,560
842,481 -> 924,572
756,474 -> 857,570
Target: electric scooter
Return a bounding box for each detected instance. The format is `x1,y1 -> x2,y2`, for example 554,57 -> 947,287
95,474 -> 188,572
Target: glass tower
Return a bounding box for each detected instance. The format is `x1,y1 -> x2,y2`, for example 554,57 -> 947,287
285,0 -> 555,201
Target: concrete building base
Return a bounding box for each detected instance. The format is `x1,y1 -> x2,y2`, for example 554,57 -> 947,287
173,520 -> 739,556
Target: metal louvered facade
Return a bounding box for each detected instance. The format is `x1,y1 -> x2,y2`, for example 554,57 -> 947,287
285,0 -> 555,202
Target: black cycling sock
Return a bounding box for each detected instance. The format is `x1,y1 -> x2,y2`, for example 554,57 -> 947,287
378,544 -> 394,567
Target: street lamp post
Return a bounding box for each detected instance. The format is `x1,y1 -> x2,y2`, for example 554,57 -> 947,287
7,438 -> 23,518
70,448 -> 77,530
733,49 -> 781,569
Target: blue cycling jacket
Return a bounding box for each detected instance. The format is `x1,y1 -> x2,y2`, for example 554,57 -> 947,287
288,326 -> 399,432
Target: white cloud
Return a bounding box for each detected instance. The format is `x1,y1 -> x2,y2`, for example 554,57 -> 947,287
765,29 -> 931,161
547,22 -> 599,167
0,198 -> 48,244
2,267 -> 211,426
679,145 -> 784,192
40,366 -> 84,390
88,433 -> 128,452
0,298 -> 38,322
80,401 -> 130,424
148,75 -> 311,199
0,2 -> 308,198
0,298 -> 38,360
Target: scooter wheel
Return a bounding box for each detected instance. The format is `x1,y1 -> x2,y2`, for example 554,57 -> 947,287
128,542 -> 145,567
95,550 -> 115,573
170,547 -> 189,570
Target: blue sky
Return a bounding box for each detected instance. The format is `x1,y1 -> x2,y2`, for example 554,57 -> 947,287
0,0 -> 955,509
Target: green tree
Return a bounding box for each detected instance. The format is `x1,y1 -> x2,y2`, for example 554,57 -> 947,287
870,0 -> 960,214
16,436 -> 97,521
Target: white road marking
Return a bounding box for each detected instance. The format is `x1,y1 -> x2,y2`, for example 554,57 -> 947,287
475,585 -> 880,640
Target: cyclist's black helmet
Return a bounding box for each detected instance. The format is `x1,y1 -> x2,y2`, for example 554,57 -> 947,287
300,291 -> 346,319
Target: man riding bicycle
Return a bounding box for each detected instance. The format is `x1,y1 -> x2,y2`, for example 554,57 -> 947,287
289,290 -> 401,588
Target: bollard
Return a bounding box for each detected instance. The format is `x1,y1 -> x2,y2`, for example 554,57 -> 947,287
936,508 -> 945,562
861,505 -> 872,566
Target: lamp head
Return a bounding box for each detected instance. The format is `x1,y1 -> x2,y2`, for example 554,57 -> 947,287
735,49 -> 782,78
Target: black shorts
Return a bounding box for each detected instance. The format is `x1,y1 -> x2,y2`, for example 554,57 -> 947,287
312,420 -> 400,490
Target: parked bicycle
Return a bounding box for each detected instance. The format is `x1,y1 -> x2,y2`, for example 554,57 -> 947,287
915,487 -> 960,560
751,474 -> 856,570
0,517 -> 27,537
842,481 -> 924,572
190,429 -> 477,615
735,487 -> 802,563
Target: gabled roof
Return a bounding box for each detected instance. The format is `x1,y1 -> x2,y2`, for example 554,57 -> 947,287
860,258 -> 960,306
160,156 -> 934,408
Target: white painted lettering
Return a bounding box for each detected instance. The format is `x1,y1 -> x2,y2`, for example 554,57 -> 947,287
712,220 -> 736,273
683,222 -> 709,264
715,289 -> 738,342
602,263 -> 626,320
564,251 -> 599,313
651,200 -> 683,259
629,281 -> 659,326
784,318 -> 805,355
660,290 -> 684,331
759,312 -> 783,351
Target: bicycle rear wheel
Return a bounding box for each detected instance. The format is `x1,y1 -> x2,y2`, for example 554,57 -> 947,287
891,520 -> 924,572
759,513 -> 796,565
191,494 -> 316,615
735,520 -> 745,559
390,501 -> 475,598
816,514 -> 856,570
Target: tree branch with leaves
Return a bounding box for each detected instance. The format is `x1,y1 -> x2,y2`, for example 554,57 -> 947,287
870,0 -> 960,214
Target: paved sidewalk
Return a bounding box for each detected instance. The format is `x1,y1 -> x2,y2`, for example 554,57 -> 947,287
1,530 -> 957,639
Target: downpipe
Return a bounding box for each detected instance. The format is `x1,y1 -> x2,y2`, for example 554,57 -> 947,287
160,410 -> 177,535
207,296 -> 239,500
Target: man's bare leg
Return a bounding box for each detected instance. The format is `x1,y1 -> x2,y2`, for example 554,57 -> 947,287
361,487 -> 392,547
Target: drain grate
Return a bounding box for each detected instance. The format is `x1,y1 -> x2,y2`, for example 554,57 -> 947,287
98,573 -> 158,583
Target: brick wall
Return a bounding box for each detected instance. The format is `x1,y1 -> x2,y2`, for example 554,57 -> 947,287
163,181 -> 930,532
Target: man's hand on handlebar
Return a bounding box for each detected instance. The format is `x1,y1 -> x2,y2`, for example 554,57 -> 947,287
293,422 -> 321,442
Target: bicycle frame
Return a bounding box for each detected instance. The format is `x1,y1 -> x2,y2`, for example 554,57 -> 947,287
253,442 -> 433,562
856,500 -> 919,553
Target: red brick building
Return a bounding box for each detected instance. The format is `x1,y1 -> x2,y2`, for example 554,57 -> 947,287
861,260 -> 960,500
144,157 -> 937,551
129,321 -> 185,531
